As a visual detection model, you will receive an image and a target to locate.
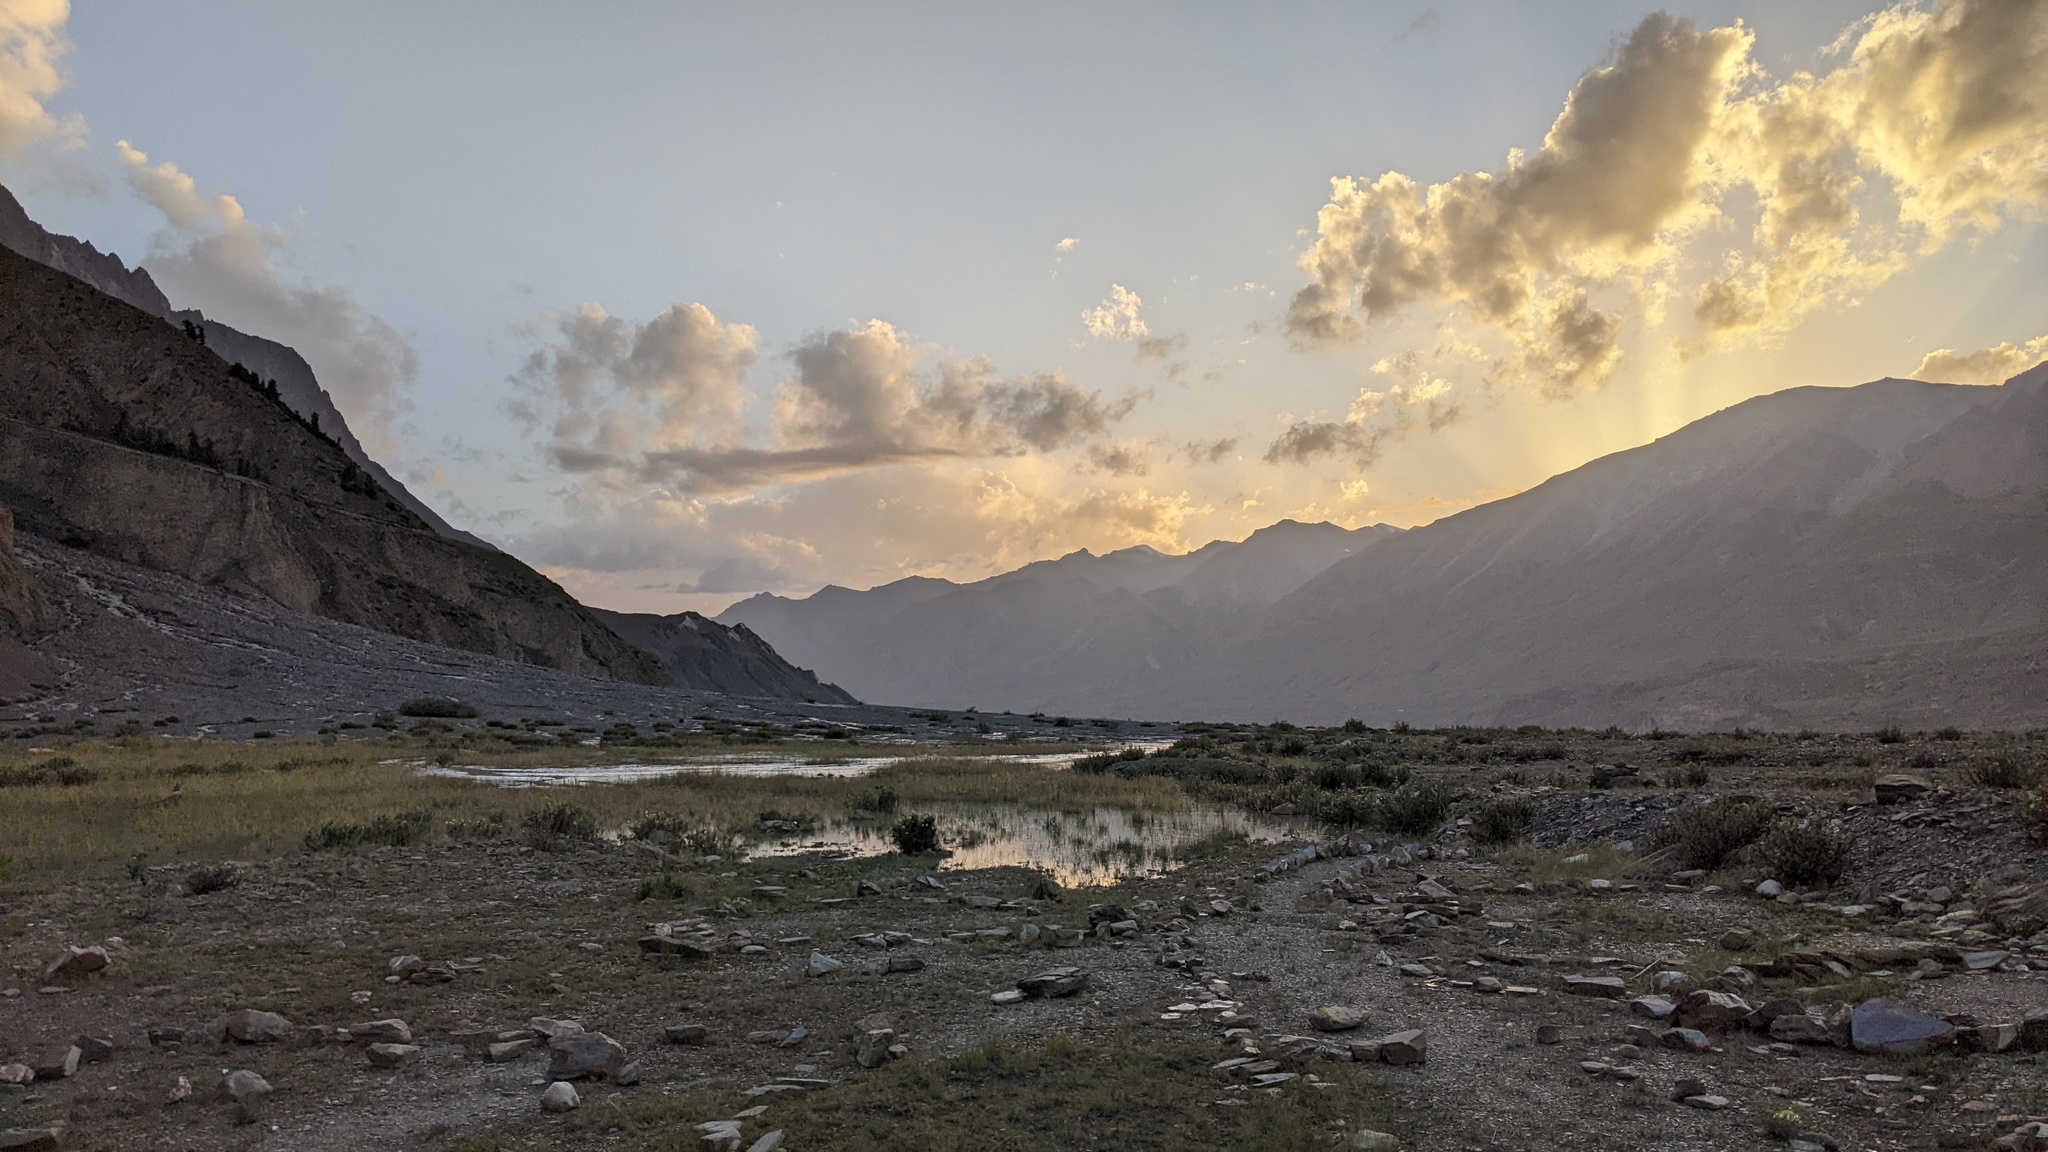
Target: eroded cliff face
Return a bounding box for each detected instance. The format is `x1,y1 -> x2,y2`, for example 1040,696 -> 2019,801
0,243 -> 662,685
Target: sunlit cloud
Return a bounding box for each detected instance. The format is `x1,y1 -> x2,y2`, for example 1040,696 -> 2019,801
1914,334 -> 2048,384
0,0 -> 96,192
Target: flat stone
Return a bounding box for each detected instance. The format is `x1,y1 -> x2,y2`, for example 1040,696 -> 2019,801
1964,950 -> 2009,971
1349,1130 -> 1400,1150
1017,967 -> 1088,998
1677,990 -> 1753,1031
1375,1029 -> 1427,1066
1681,1094 -> 1729,1110
528,1017 -> 585,1039
1629,995 -> 1676,1021
220,1009 -> 293,1043
1873,774 -> 1933,803
1562,975 -> 1627,999
1718,928 -> 1754,951
665,1024 -> 709,1045
640,934 -> 715,959
1397,963 -> 1435,978
540,1081 -> 580,1113
547,1032 -> 627,1080
807,952 -> 843,977
349,1019 -> 412,1044
29,1046 -> 77,1081
1311,1006 -> 1368,1032
991,989 -> 1027,1005
42,944 -> 108,981
1768,1014 -> 1831,1044
366,1042 -> 420,1068
488,1039 -> 537,1062
746,1133 -> 787,1152
1659,1027 -> 1711,1052
1851,998 -> 1955,1055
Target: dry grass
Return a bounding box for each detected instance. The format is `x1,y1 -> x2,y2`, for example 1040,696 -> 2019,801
0,735 -> 1189,880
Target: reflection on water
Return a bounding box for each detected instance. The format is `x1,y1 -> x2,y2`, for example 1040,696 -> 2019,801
413,741 -> 1173,788
751,803 -> 1304,887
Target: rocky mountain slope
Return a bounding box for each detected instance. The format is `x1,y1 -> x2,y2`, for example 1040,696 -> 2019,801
587,607 -> 858,704
0,182 -> 488,550
718,521 -> 1398,709
0,240 -> 662,684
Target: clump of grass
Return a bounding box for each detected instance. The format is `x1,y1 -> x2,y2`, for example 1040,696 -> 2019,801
304,809 -> 435,852
1664,764 -> 1711,788
890,813 -> 940,855
1755,822 -> 1852,888
1874,726 -> 1906,744
1470,797 -> 1534,845
1962,753 -> 2040,790
853,785 -> 900,814
522,803 -> 596,850
445,812 -> 506,841
679,827 -> 743,858
635,870 -> 695,901
1374,783 -> 1460,836
183,863 -> 240,895
1653,797 -> 1776,871
0,756 -> 97,788
628,811 -> 692,841
398,697 -> 479,719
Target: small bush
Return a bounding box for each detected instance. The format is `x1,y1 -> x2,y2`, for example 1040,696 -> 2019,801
1664,764 -> 1711,788
890,814 -> 940,855
1471,797 -> 1534,845
445,812 -> 506,841
1755,822 -> 1852,888
522,803 -> 596,849
183,864 -> 241,895
1655,798 -> 1776,871
679,827 -> 743,858
399,697 -> 479,719
0,757 -> 97,788
304,809 -> 435,852
635,871 -> 695,901
1375,783 -> 1460,836
629,811 -> 692,841
1874,726 -> 1905,744
854,785 -> 901,813
1962,754 -> 2040,789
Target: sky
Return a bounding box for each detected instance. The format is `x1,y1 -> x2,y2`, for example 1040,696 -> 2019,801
2,1 -> 2044,614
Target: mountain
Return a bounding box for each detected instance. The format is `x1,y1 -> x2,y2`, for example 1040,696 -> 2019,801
0,182 -> 491,550
586,608 -> 859,704
1114,369 -> 2048,729
0,238 -> 662,683
717,520 -> 1398,709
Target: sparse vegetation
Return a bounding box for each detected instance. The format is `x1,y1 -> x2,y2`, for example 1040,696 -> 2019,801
399,697 -> 480,719
522,802 -> 597,849
890,813 -> 940,854
1962,752 -> 2040,789
304,809 -> 435,851
1471,796 -> 1534,844
0,756 -> 96,788
1654,797 -> 1776,871
1374,781 -> 1461,835
1755,821 -> 1853,888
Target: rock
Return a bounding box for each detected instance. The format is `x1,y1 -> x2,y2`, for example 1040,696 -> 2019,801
1397,963 -> 1435,978
1311,1006 -> 1368,1032
488,1038 -> 538,1062
884,955 -> 925,974
1630,996 -> 1676,1021
777,1026 -> 808,1048
746,1133 -> 786,1152
1964,950 -> 2010,971
73,1036 -> 112,1064
1754,879 -> 1783,898
1026,874 -> 1063,901
529,1017 -> 584,1038
1718,928 -> 1754,951
857,1027 -> 898,1068
2021,1010 -> 2048,1053
1659,1027 -> 1711,1052
1769,1014 -> 1831,1044
855,879 -> 882,897
665,1024 -> 710,1045
349,1019 -> 412,1044
0,1065 -> 30,1086
808,952 -> 843,977
218,1069 -> 272,1105
1677,990 -> 1753,1031
366,1043 -> 420,1068
42,945 -> 108,982
0,1129 -> 62,1151
1873,774 -> 1933,803
1653,970 -> 1690,991
1349,1130 -> 1401,1150
1017,967 -> 1088,998
1851,998 -> 1955,1055
29,1046 -> 78,1081
1562,975 -> 1627,999
614,1061 -> 642,1086
1535,1025 -> 1562,1046
540,1081 -> 580,1113
640,934 -> 716,959
1375,1029 -> 1427,1066
1958,1023 -> 2020,1053
1718,965 -> 1757,987
991,988 -> 1027,1005
1682,1094 -> 1730,1110
547,1032 -> 628,1080
219,1009 -> 294,1044
166,1075 -> 191,1104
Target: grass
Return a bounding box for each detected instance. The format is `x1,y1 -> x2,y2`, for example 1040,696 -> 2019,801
563,1033 -> 1396,1152
1652,798 -> 1776,872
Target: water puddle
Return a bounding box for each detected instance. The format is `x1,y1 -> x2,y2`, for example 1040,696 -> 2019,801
412,741 -> 1173,788
747,803 -> 1304,887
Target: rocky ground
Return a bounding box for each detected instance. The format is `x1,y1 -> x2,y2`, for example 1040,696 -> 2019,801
3,746 -> 2046,1152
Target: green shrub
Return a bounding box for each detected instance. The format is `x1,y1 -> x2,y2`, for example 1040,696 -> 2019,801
0,757 -> 97,788
1654,798 -> 1776,871
635,871 -> 695,901
445,812 -> 506,841
1755,823 -> 1852,888
1962,754 -> 2040,789
890,814 -> 940,854
304,809 -> 435,852
1873,726 -> 1905,744
522,803 -> 596,849
399,697 -> 479,719
1664,764 -> 1711,788
854,785 -> 901,813
183,863 -> 240,896
1375,783 -> 1460,836
680,827 -> 743,858
1471,797 -> 1534,845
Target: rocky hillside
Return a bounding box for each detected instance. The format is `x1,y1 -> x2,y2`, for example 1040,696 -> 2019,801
0,182 -> 488,549
0,241 -> 662,684
718,521 -> 1397,709
586,607 -> 858,704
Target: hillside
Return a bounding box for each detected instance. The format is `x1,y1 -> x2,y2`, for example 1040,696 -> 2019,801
587,607 -> 859,704
718,521 -> 1397,708
0,240 -> 663,683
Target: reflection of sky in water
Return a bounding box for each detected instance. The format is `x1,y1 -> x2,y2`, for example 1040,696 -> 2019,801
752,804 -> 1304,888
412,741 -> 1174,788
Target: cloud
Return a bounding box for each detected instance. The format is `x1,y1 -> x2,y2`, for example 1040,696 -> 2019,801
1264,352 -> 1462,467
1086,440 -> 1152,477
1914,334 -> 2048,383
521,315 -> 1135,494
1082,283 -> 1149,341
1290,1 -> 2048,394
1055,236 -> 1078,251
116,140 -> 418,455
1389,8 -> 1440,46
1181,437 -> 1238,465
0,0 -> 97,193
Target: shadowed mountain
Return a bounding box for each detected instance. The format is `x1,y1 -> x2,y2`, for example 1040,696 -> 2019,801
718,520 -> 1398,710
0,239 -> 662,683
587,607 -> 858,704
0,182 -> 490,550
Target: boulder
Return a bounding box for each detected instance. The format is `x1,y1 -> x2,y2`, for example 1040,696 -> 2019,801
1562,975 -> 1626,999
1017,967 -> 1088,998
366,1043 -> 419,1068
1676,990 -> 1753,1031
1311,1006 -> 1368,1032
219,1009 -> 294,1044
1659,1027 -> 1711,1052
1851,999 -> 1955,1055
540,1081 -> 580,1113
218,1069 -> 272,1105
29,1046 -> 78,1081
42,945 -> 108,982
2016,1009 -> 2048,1052
547,1032 -> 627,1080
1718,928 -> 1753,951
73,1036 -> 113,1064
1629,996 -> 1676,1021
488,1039 -> 537,1062
1873,774 -> 1933,803
1376,1029 -> 1427,1065
349,1019 -> 413,1045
